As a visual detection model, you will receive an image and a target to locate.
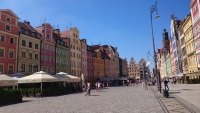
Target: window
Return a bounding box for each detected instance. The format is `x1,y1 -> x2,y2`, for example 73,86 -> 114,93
33,33 -> 36,37
33,65 -> 38,72
20,28 -> 25,33
29,42 -> 32,48
52,57 -> 54,62
35,54 -> 38,60
0,35 -> 5,42
8,65 -> 13,74
29,65 -> 32,72
9,50 -> 14,58
5,25 -> 10,31
41,55 -> 44,61
6,17 -> 10,22
0,65 -> 3,73
22,40 -> 26,46
22,51 -> 26,58
47,34 -> 49,38
21,64 -> 25,72
0,49 -> 4,57
29,52 -> 32,59
35,44 -> 38,49
10,38 -> 14,44
27,31 -> 31,35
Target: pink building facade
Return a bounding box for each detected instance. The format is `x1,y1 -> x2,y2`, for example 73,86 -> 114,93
35,23 -> 55,74
87,45 -> 94,81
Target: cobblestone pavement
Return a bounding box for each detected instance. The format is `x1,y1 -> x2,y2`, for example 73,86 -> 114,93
0,84 -> 164,113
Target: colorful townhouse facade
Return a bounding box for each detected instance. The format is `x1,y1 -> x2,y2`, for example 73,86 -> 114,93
169,37 -> 175,75
35,23 -> 55,74
128,57 -> 140,79
183,14 -> 198,73
92,49 -> 104,78
0,9 -> 19,74
18,21 -> 41,75
53,29 -> 70,74
112,47 -> 120,76
190,0 -> 200,68
61,27 -> 81,77
119,58 -> 128,76
101,45 -> 115,77
86,45 -> 93,81
102,50 -> 110,77
177,20 -> 188,73
81,39 -> 88,80
170,15 -> 181,75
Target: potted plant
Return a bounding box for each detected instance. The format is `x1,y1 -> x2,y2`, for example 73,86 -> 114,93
28,88 -> 34,97
35,88 -> 41,98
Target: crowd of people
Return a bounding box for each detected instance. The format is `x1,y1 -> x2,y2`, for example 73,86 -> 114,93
82,81 -> 109,96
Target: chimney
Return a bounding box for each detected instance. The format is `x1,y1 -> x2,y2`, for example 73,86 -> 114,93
53,29 -> 60,35
24,20 -> 30,25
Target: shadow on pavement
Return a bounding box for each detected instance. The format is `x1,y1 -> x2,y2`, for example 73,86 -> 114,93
169,92 -> 181,94
0,100 -> 32,107
90,95 -> 100,96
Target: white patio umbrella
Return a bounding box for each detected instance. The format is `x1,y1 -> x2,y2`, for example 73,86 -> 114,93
56,72 -> 70,86
81,73 -> 84,84
0,74 -> 18,87
18,71 -> 63,92
56,72 -> 81,83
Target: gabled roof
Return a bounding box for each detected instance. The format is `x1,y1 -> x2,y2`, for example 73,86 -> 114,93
0,9 -> 19,19
190,0 -> 196,8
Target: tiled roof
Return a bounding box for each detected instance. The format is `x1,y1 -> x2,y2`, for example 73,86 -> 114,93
18,21 -> 40,39
53,32 -> 69,48
60,30 -> 71,38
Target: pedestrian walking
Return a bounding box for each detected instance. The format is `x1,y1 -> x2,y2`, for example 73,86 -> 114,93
97,81 -> 101,92
135,79 -> 138,87
85,82 -> 91,96
126,80 -> 129,86
123,80 -> 125,86
163,79 -> 169,90
106,81 -> 108,87
144,80 -> 148,90
142,80 -> 145,89
95,82 -> 98,92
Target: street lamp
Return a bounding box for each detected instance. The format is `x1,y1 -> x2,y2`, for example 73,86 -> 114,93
150,1 -> 161,92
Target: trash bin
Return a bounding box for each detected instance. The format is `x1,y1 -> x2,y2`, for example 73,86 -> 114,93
163,89 -> 169,98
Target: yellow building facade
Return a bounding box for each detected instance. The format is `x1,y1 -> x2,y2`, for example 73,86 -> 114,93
183,14 -> 198,72
18,22 -> 40,75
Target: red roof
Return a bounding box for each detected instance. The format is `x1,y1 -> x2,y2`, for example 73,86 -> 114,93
60,30 -> 71,38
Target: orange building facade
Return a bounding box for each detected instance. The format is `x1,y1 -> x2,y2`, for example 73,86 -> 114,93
93,49 -> 105,78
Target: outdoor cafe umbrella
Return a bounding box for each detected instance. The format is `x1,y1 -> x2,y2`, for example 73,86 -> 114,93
56,72 -> 81,83
0,74 -> 18,87
18,71 -> 62,92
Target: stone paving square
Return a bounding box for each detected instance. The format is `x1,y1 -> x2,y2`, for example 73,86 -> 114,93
0,84 -> 164,113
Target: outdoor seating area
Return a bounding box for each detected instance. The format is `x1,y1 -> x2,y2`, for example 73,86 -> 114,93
0,71 -> 81,106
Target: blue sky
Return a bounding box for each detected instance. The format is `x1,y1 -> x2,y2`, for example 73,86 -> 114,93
0,0 -> 190,71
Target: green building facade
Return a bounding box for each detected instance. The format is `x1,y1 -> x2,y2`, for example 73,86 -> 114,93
53,32 -> 70,74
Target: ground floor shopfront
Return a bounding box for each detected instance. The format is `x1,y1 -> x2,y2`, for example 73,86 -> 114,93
183,71 -> 200,84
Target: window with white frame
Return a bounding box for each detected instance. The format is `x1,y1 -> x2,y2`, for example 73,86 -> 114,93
0,35 -> 5,42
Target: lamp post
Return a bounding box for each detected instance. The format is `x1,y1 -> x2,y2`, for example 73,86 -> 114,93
150,1 -> 160,92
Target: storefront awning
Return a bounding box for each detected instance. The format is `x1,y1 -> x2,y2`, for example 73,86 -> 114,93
184,70 -> 200,76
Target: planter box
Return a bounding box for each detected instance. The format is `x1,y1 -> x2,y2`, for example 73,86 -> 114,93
35,93 -> 41,98
28,93 -> 34,97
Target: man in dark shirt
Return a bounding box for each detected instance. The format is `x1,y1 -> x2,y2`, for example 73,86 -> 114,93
164,79 -> 169,90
